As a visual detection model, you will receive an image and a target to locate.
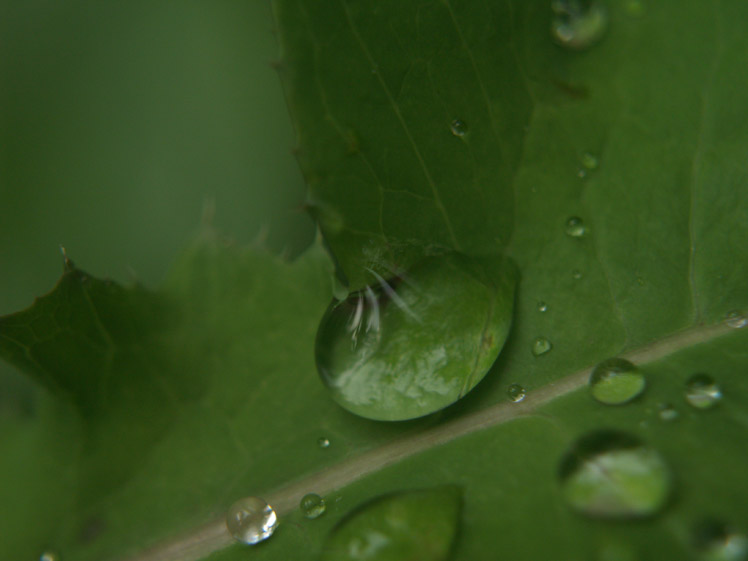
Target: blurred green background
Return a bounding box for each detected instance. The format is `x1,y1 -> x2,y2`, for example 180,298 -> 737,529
0,1 -> 312,393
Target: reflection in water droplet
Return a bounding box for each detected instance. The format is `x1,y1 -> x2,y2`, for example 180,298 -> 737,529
658,403 -> 679,422
450,119 -> 468,137
565,217 -> 587,238
558,431 -> 672,518
725,310 -> 747,329
589,358 -> 645,405
318,437 -> 331,449
685,374 -> 722,409
300,493 -> 327,519
572,269 -> 583,280
694,519 -> 748,561
532,337 -> 553,356
551,0 -> 609,50
537,301 -> 548,312
226,497 -> 278,545
40,552 -> 60,561
507,384 -> 526,403
582,152 -> 599,170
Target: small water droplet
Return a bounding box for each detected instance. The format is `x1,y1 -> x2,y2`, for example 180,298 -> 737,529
581,152 -> 599,170
725,310 -> 747,329
300,493 -> 326,519
450,119 -> 467,137
40,552 -> 60,561
685,374 -> 722,410
657,403 -> 679,422
565,216 -> 587,238
572,269 -> 583,280
318,437 -> 330,449
589,358 -> 646,405
551,0 -> 609,51
538,301 -> 549,312
558,431 -> 672,518
577,168 -> 588,179
226,496 -> 278,545
507,384 -> 526,403
532,337 -> 552,356
694,519 -> 748,561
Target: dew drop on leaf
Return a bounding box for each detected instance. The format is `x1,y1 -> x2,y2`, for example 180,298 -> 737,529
551,0 -> 609,50
725,310 -> 747,329
226,496 -> 278,545
507,383 -> 526,402
40,552 -> 60,561
565,216 -> 587,238
450,119 -> 467,137
588,358 -> 645,405
685,374 -> 722,410
315,254 -> 517,421
581,152 -> 599,170
537,301 -> 548,312
320,486 -> 461,561
572,269 -> 583,280
532,337 -> 553,356
558,431 -> 672,519
300,493 -> 326,519
693,519 -> 748,561
318,437 -> 331,449
657,403 -> 679,422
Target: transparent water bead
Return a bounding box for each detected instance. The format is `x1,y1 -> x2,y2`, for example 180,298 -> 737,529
558,431 -> 672,518
551,0 -> 609,50
565,216 -> 587,238
685,374 -> 722,410
226,496 -> 278,545
300,493 -> 326,519
450,119 -> 467,137
725,310 -> 747,329
507,384 -> 526,403
537,301 -> 548,312
318,437 -> 331,449
532,337 -> 552,356
589,358 -> 645,405
315,253 -> 517,421
694,520 -> 748,561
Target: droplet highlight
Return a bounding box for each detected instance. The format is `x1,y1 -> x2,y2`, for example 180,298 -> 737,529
532,337 -> 552,356
450,119 -> 467,137
693,519 -> 748,561
507,384 -> 526,403
318,437 -> 331,449
565,216 -> 587,238
226,496 -> 278,545
725,310 -> 747,329
300,493 -> 327,519
558,431 -> 672,518
551,0 -> 609,50
589,358 -> 646,405
685,374 -> 722,410
537,301 -> 548,312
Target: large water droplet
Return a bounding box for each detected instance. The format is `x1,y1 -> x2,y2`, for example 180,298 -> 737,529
551,0 -> 609,50
300,493 -> 327,519
318,437 -> 331,449
725,310 -> 747,329
694,520 -> 748,561
589,358 -> 646,405
565,216 -> 587,238
532,337 -> 553,356
226,497 -> 278,545
685,374 -> 722,409
507,384 -> 526,403
558,431 -> 672,518
320,486 -> 461,561
315,254 -> 517,421
450,119 -> 467,137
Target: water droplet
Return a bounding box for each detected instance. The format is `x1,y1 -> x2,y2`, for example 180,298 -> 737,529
532,337 -> 552,356
318,437 -> 330,449
589,358 -> 646,405
725,310 -> 747,329
625,0 -> 646,17
507,384 -> 526,403
577,168 -> 588,179
658,403 -> 679,422
226,496 -> 278,545
40,552 -> 60,561
565,216 -> 587,238
558,431 -> 672,518
551,0 -> 609,51
694,519 -> 748,561
450,119 -> 467,137
685,374 -> 722,410
300,493 -> 326,519
537,301 -> 548,312
581,152 -> 599,170
572,269 -> 583,280
321,486 -> 462,561
315,254 -> 517,421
